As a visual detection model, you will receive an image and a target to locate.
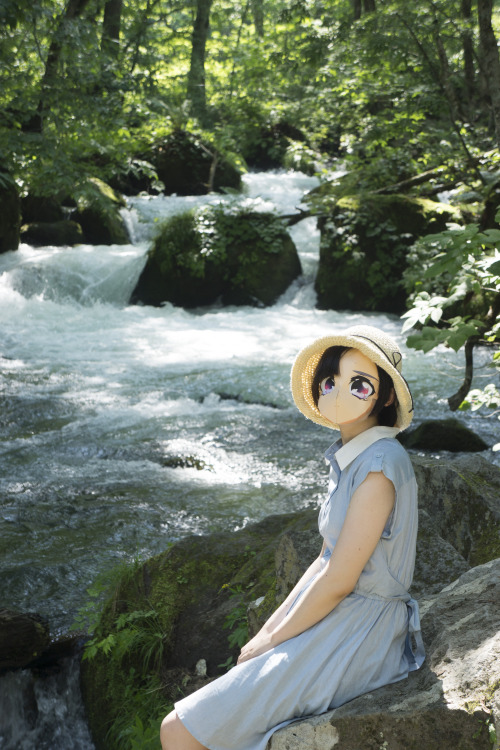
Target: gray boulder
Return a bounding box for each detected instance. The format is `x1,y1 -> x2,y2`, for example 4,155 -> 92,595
20,220 -> 83,247
413,454 -> 500,566
0,173 -> 20,253
0,609 -> 50,671
400,418 -> 489,453
270,559 -> 500,749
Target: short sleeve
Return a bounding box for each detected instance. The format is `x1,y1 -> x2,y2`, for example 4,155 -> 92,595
348,440 -> 413,540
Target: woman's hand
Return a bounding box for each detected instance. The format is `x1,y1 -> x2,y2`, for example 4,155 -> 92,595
237,629 -> 274,664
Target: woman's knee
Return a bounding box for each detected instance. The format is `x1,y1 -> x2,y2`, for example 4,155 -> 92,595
160,710 -> 176,749
160,710 -> 205,750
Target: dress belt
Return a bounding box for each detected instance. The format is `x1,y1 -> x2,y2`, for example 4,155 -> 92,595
405,597 -> 425,671
351,588 -> 425,671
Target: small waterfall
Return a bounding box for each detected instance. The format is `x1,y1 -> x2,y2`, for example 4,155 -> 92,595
0,657 -> 95,750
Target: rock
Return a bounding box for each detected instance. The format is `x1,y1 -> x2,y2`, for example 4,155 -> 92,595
480,177 -> 500,230
411,509 -> 469,597
413,453 -> 500,566
270,559 -> 500,750
108,158 -> 160,196
20,220 -> 83,247
130,206 -> 302,308
0,172 -> 20,253
71,177 -> 129,245
148,130 -> 242,195
79,455 -> 500,749
244,125 -> 294,170
249,503 -> 471,635
80,509 -> 318,749
400,418 -> 489,453
0,609 -> 50,671
21,195 -> 64,223
314,194 -> 460,313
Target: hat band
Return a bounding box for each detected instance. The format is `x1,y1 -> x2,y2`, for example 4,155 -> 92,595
350,333 -> 414,417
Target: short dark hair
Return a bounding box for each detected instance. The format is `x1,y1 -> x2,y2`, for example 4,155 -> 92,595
311,346 -> 398,427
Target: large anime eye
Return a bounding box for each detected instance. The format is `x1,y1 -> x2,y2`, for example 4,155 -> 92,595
320,376 -> 335,396
350,376 -> 375,400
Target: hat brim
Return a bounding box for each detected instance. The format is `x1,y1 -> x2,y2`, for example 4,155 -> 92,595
290,332 -> 414,432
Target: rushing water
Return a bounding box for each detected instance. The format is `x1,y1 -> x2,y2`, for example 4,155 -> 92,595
0,171 -> 498,748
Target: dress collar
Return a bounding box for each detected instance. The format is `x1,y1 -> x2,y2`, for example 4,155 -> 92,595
332,426 -> 400,471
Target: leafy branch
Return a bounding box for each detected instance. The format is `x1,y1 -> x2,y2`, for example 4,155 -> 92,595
402,214 -> 500,410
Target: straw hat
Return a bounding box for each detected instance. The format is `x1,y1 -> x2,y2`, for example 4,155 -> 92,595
290,325 -> 414,431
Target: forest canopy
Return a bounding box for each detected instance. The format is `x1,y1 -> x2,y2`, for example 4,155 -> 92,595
1,0 -> 499,410
2,0 -> 500,194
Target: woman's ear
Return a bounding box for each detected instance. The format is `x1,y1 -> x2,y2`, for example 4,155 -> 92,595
385,388 -> 396,407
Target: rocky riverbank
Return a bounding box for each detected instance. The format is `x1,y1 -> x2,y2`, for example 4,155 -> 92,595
72,452 -> 500,749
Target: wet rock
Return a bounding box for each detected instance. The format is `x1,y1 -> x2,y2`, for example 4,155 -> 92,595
21,195 -> 64,223
20,220 -> 83,247
400,418 -> 489,453
130,206 -> 301,308
413,453 -> 500,566
0,172 -> 20,253
0,609 -> 50,671
410,509 -> 469,597
244,125 -> 293,170
71,177 -> 129,245
148,130 -> 241,196
80,509 -> 317,749
480,176 -> 500,230
108,158 -> 160,196
315,194 -> 459,313
270,559 -> 500,750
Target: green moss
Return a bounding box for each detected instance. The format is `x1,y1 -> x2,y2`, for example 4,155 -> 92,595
315,193 -> 460,313
80,511 -> 319,749
131,204 -> 301,307
470,524 -> 500,567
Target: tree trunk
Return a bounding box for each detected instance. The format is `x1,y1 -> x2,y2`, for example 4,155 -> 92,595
363,0 -> 376,13
477,0 -> 500,146
101,0 -> 123,59
461,0 -> 475,107
448,337 -> 478,410
187,0 -> 214,122
433,20 -> 460,123
24,0 -> 92,132
250,0 -> 264,37
352,0 -> 362,21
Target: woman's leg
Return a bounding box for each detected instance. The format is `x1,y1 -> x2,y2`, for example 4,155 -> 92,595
160,709 -> 208,750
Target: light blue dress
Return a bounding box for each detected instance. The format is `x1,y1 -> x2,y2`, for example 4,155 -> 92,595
175,427 -> 424,750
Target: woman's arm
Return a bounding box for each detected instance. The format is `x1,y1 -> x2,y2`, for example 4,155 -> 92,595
256,540 -> 327,636
237,471 -> 395,664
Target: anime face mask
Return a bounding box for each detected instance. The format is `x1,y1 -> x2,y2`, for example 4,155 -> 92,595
317,349 -> 380,426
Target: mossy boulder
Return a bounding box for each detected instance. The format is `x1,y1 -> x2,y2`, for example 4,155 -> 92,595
130,204 -> 302,308
20,220 -> 84,247
400,418 -> 489,453
479,176 -> 500,230
412,453 -> 500,566
243,123 -> 301,170
0,609 -> 50,670
21,194 -> 64,223
0,172 -> 20,253
71,178 -> 129,245
148,130 -> 242,196
315,194 -> 460,313
79,510 -> 318,749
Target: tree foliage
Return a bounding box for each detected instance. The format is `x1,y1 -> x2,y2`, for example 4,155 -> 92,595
1,0 -> 499,406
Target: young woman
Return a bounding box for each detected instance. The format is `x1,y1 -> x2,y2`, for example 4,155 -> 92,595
160,324 -> 425,750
